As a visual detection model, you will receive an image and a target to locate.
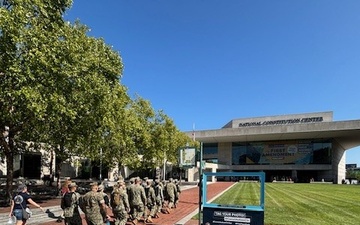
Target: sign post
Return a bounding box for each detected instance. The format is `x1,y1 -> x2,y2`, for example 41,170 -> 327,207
198,142 -> 203,225
178,144 -> 203,225
179,146 -> 197,168
202,172 -> 265,225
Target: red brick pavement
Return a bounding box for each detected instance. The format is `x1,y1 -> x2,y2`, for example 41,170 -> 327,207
1,182 -> 234,225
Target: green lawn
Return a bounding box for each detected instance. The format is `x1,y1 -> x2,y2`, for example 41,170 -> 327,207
208,182 -> 360,225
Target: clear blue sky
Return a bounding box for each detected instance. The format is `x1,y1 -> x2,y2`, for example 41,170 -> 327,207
65,1 -> 360,166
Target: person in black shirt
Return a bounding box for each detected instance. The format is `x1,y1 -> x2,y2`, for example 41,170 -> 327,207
9,184 -> 45,225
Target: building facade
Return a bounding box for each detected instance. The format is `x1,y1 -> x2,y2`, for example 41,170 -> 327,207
187,112 -> 360,184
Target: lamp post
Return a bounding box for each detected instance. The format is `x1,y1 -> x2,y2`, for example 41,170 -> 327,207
163,150 -> 166,182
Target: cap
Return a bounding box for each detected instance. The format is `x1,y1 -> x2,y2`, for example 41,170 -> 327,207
16,184 -> 27,192
68,182 -> 78,188
90,182 -> 98,187
135,176 -> 141,182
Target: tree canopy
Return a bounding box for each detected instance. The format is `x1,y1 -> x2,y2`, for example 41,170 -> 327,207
0,0 -> 194,203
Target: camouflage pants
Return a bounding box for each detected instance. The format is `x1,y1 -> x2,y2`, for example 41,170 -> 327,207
64,214 -> 82,225
175,192 -> 180,205
154,199 -> 162,213
145,204 -> 156,218
85,214 -> 104,225
131,204 -> 144,220
113,208 -> 127,225
168,193 -> 175,208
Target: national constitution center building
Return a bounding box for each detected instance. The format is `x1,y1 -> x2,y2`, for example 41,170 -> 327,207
187,112 -> 360,184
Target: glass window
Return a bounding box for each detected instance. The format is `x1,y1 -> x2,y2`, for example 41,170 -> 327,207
231,139 -> 332,165
311,141 -> 332,164
232,142 -> 247,165
203,143 -> 218,155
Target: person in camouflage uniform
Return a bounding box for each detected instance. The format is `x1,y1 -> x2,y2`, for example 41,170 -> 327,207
128,177 -> 146,225
97,184 -> 110,222
126,177 -> 135,221
142,177 -> 148,188
111,180 -> 130,225
62,182 -> 82,225
174,179 -> 181,208
82,182 -> 109,225
153,179 -> 163,218
144,180 -> 156,223
165,178 -> 177,210
162,180 -> 168,204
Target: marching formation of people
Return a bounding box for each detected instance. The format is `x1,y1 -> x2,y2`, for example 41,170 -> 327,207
57,176 -> 182,225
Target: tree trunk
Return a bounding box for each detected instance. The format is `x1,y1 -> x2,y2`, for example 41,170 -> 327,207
49,150 -> 54,185
56,162 -> 61,196
5,151 -> 14,206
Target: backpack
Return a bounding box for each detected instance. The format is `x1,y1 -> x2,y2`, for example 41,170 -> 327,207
61,192 -> 74,209
78,195 -> 86,212
111,188 -> 121,208
104,194 -> 110,207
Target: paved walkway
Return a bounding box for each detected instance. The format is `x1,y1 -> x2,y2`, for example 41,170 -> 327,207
0,182 -> 234,225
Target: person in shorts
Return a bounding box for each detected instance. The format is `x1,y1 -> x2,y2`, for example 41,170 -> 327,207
9,184 -> 45,225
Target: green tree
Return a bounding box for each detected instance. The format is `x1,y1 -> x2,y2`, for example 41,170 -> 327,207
1,0 -> 188,202
142,110 -> 193,177
37,21 -> 125,184
126,96 -> 156,170
87,84 -> 133,177
346,169 -> 360,181
0,0 -> 73,203
0,0 -> 125,202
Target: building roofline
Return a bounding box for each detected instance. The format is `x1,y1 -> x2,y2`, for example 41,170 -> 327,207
186,119 -> 360,150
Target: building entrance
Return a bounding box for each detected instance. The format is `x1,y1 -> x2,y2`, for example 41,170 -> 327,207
265,170 -> 292,182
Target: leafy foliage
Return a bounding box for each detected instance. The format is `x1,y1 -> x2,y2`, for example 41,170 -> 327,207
346,169 -> 360,180
0,0 -> 194,203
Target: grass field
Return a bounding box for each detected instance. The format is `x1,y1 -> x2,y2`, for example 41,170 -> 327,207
209,182 -> 360,225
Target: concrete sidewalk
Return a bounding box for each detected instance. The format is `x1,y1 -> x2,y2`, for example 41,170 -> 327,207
0,182 -> 234,225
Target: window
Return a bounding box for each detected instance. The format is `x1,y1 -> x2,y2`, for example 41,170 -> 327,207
231,139 -> 332,165
203,143 -> 218,155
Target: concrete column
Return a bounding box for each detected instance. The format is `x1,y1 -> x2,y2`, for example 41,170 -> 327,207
211,167 -> 217,182
332,142 -> 346,184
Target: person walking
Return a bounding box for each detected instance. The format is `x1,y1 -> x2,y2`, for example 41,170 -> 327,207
128,177 -> 146,225
81,182 -> 110,225
97,184 -> 111,224
165,178 -> 177,210
111,180 -> 130,225
8,184 -> 45,225
57,178 -> 71,222
153,179 -> 163,218
61,182 -> 82,225
126,177 -> 135,220
174,179 -> 181,208
144,180 -> 156,223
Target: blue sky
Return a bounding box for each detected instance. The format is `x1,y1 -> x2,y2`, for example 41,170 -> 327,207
65,1 -> 360,166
